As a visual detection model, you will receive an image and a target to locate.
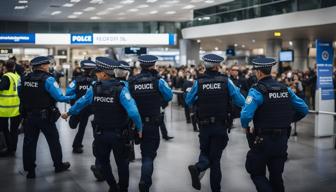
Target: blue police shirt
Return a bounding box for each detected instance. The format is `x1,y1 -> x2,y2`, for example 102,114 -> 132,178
45,77 -> 75,102
158,78 -> 173,102
240,87 -> 309,128
185,78 -> 245,107
68,81 -> 143,132
66,80 -> 77,96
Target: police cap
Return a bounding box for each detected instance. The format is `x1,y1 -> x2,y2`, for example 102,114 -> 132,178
138,55 -> 158,67
30,56 -> 50,66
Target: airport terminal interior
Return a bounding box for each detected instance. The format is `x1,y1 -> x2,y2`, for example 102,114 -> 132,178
0,0 -> 336,192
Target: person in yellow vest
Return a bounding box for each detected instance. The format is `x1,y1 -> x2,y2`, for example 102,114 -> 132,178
0,59 -> 21,157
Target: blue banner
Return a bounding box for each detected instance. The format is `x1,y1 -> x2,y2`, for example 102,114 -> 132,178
316,40 -> 334,100
0,33 -> 35,43
71,33 -> 93,44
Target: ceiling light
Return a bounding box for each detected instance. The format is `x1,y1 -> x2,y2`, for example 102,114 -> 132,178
70,0 -> 81,2
166,0 -> 179,4
160,4 -> 171,8
252,39 -> 256,43
90,0 -> 104,4
14,6 -> 27,10
242,45 -> 246,48
146,0 -> 158,3
68,15 -> 78,19
90,16 -> 101,20
63,3 -> 74,7
274,32 -> 281,37
149,10 -> 158,14
84,7 -> 96,11
18,0 -> 28,3
138,4 -> 149,8
51,11 -> 62,15
165,11 -> 176,14
197,18 -> 202,21
205,0 -> 215,3
97,11 -> 109,15
202,16 -> 210,20
197,39 -> 201,43
234,43 -> 238,47
289,41 -> 293,46
215,47 -> 219,51
120,0 -> 134,4
128,8 -> 139,12
73,11 -> 83,15
182,5 -> 195,9
108,5 -> 123,10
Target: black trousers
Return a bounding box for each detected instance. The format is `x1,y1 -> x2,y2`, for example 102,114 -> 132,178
0,115 -> 21,153
72,107 -> 92,149
23,115 -> 63,171
246,135 -> 288,192
95,131 -> 129,191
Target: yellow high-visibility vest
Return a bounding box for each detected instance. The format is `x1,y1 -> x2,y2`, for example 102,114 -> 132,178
0,72 -> 20,117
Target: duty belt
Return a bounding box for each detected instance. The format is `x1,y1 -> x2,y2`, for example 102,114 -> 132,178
257,128 -> 288,136
142,116 -> 160,123
198,117 -> 226,125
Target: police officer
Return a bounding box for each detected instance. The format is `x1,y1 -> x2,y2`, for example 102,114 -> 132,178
185,54 -> 245,192
61,57 -> 143,192
66,59 -> 96,153
20,56 -> 74,178
240,57 -> 308,192
128,55 -> 173,192
0,59 -> 21,156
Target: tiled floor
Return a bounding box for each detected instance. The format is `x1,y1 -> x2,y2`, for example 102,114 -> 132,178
0,104 -> 335,192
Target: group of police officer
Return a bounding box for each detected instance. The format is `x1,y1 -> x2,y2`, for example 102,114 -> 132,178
17,52 -> 308,192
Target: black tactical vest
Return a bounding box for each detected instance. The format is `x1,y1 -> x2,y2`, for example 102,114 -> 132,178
21,71 -> 56,111
196,74 -> 229,119
129,72 -> 162,117
92,80 -> 129,129
253,77 -> 294,130
70,75 -> 94,105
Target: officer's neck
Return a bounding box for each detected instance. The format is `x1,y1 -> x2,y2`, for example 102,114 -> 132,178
258,75 -> 272,81
205,70 -> 220,76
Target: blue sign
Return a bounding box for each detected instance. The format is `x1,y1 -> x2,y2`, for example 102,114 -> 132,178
71,33 -> 93,44
316,40 -> 334,100
0,33 -> 35,43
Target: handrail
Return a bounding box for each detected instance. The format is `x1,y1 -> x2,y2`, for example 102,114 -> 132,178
309,110 -> 336,116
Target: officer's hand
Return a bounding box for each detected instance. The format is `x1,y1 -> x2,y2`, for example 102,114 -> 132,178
138,131 -> 143,139
61,113 -> 69,121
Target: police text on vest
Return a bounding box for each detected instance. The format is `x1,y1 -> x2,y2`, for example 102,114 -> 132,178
269,92 -> 288,99
202,83 -> 221,90
24,82 -> 38,88
94,96 -> 114,103
135,83 -> 153,90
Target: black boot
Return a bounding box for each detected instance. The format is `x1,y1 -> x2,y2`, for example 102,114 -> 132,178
26,170 -> 36,179
90,165 -> 105,181
163,136 -> 174,141
72,147 -> 83,154
188,165 -> 201,190
55,162 -> 71,173
139,181 -> 149,192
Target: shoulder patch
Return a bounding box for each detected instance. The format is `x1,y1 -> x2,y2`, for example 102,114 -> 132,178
69,82 -> 75,88
245,96 -> 253,105
125,92 -> 131,101
53,81 -> 60,88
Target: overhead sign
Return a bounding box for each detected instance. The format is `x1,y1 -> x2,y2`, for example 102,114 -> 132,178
93,33 -> 175,45
0,33 -> 35,43
0,33 -> 175,46
71,33 -> 93,44
316,40 -> 334,100
35,33 -> 70,45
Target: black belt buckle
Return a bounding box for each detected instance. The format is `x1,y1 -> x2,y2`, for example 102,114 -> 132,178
145,117 -> 150,123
